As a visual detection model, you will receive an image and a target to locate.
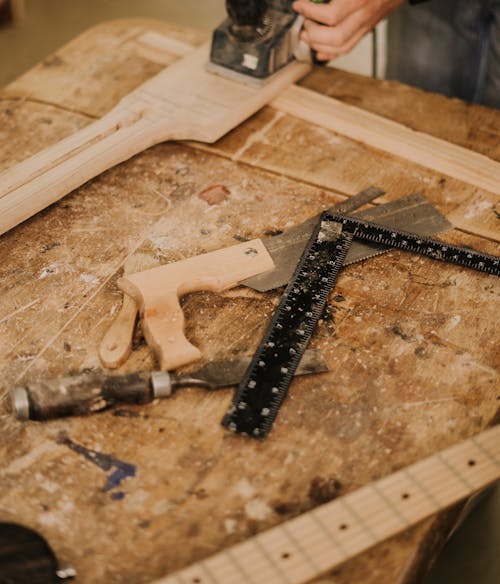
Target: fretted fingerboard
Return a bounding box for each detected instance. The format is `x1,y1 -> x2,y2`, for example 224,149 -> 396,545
153,425 -> 499,584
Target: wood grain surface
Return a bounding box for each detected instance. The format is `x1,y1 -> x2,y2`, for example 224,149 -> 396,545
155,426 -> 500,584
0,19 -> 498,584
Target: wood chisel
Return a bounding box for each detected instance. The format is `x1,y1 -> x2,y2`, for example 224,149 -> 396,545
223,212 -> 499,438
10,350 -> 328,422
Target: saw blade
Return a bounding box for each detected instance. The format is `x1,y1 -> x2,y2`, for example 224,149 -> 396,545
243,193 -> 453,292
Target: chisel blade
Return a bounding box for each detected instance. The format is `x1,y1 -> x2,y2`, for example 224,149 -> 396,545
182,349 -> 329,388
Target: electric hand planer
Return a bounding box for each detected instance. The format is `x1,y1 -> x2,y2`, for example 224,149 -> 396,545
209,0 -> 318,84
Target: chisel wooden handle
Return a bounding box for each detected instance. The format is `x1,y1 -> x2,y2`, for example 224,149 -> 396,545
10,371 -> 153,421
118,240 -> 274,370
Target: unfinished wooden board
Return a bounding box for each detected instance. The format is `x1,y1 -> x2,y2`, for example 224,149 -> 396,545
271,85 -> 500,197
0,43 -> 310,236
0,19 -> 498,584
300,66 -> 500,161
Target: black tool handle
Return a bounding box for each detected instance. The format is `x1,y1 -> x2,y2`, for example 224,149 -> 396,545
226,0 -> 267,27
10,371 -> 154,421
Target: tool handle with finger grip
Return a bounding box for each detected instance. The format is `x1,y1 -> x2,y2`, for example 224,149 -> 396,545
118,239 -> 274,370
99,255 -> 159,369
99,294 -> 139,369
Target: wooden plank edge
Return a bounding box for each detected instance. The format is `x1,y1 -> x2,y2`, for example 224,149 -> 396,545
271,86 -> 500,196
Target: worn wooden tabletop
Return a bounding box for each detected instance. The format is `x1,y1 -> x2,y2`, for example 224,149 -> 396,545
0,19 -> 498,584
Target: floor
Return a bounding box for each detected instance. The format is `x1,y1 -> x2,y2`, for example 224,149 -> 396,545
0,1 -> 498,583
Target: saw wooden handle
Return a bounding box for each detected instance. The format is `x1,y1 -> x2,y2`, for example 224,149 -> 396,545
99,294 -> 139,369
118,240 -> 274,370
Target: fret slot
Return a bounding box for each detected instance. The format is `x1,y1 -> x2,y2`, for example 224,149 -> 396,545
175,562 -> 216,584
374,469 -> 440,523
313,493 -> 378,550
346,485 -> 408,540
257,524 -> 318,583
472,430 -> 500,464
204,551 -> 254,583
410,454 -> 472,505
283,512 -> 346,571
440,440 -> 500,490
228,539 -> 285,583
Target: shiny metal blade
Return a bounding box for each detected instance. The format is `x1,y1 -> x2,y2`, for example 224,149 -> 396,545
243,193 -> 453,292
242,186 -> 384,292
176,350 -> 329,389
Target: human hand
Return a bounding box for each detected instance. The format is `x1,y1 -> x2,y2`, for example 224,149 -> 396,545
292,0 -> 404,61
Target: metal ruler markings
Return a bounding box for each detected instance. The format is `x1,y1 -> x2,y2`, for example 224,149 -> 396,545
222,218 -> 352,438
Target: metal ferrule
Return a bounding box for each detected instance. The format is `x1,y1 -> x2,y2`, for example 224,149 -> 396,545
150,371 -> 173,398
10,386 -> 30,421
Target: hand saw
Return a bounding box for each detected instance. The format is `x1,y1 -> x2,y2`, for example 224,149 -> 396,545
113,190 -> 451,371
101,186 -> 384,369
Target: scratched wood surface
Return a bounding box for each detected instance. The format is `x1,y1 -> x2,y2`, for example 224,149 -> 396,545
0,19 -> 498,584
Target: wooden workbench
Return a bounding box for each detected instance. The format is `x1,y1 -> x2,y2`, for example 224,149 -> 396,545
0,19 -> 498,584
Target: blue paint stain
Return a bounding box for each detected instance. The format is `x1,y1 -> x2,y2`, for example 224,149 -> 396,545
104,464 -> 137,492
110,491 -> 126,501
57,432 -> 136,499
